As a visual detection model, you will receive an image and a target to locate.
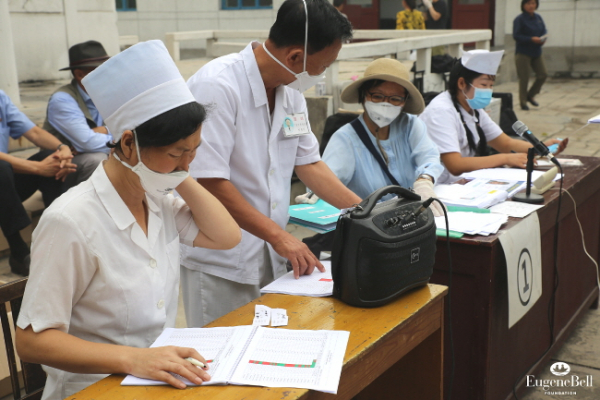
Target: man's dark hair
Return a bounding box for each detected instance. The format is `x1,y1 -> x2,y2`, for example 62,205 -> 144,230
269,0 -> 353,55
108,101 -> 207,151
333,0 -> 344,8
404,0 -> 417,10
521,0 -> 539,13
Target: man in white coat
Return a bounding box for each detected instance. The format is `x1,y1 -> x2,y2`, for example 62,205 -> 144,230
181,0 -> 361,327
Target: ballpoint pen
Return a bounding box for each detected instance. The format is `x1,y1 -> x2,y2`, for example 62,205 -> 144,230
185,357 -> 207,369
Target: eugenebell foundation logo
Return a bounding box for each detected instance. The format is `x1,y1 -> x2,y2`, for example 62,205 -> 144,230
526,362 -> 594,395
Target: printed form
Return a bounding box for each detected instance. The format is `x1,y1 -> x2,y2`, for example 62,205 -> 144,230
121,326 -> 349,394
260,260 -> 334,297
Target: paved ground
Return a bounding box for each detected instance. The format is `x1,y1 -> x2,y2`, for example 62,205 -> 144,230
1,59 -> 599,399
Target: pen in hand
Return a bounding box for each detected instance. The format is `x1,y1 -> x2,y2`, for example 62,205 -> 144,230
186,357 -> 207,369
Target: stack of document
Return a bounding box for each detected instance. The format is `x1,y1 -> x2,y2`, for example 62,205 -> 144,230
261,261 -> 333,297
435,212 -> 508,236
461,168 -> 562,183
434,178 -> 524,209
288,200 -> 340,233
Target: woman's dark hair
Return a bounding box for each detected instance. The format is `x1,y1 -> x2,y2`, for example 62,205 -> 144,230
448,60 -> 496,157
448,61 -> 487,100
521,0 -> 539,13
333,0 -> 344,8
357,79 -> 386,104
404,0 -> 417,11
108,101 -> 207,151
269,0 -> 353,55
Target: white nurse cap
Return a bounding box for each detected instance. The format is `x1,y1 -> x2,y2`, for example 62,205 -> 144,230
82,40 -> 196,142
461,49 -> 504,75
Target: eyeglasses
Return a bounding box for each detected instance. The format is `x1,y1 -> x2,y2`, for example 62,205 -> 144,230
367,92 -> 408,106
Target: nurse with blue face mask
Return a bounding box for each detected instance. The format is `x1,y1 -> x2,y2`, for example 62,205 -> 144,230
420,49 -> 568,184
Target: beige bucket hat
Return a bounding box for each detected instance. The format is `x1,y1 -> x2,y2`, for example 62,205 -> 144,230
341,58 -> 425,115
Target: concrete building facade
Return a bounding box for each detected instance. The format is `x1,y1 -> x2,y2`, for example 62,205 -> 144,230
1,0 -> 120,102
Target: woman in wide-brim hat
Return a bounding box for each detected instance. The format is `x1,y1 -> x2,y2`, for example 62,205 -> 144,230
321,58 -> 444,216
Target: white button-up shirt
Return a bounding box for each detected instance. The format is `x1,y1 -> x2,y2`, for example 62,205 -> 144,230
17,164 -> 199,400
420,91 -> 502,183
182,42 -> 320,284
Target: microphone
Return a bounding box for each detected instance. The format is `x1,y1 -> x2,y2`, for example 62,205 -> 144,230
512,121 -> 560,166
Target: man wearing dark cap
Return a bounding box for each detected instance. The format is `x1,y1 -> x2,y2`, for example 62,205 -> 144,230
43,40 -> 111,187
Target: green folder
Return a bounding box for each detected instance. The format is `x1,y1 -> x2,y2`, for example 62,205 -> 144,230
436,229 -> 464,239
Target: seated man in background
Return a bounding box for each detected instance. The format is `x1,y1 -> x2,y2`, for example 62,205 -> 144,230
43,40 -> 111,188
0,90 -> 76,275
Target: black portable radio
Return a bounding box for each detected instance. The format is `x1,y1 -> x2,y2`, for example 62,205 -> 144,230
331,186 -> 437,307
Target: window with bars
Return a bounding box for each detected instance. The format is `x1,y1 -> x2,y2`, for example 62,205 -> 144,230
222,0 -> 273,10
116,0 -> 137,11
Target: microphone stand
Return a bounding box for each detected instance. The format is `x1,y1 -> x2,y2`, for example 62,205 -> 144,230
513,148 -> 544,204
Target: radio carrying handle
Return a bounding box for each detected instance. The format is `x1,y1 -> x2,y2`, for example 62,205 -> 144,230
351,185 -> 421,219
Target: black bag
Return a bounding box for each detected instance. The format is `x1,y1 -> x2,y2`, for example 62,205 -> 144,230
331,185 -> 437,307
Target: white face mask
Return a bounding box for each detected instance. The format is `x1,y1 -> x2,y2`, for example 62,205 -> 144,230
364,101 -> 402,128
262,0 -> 324,93
114,130 -> 189,197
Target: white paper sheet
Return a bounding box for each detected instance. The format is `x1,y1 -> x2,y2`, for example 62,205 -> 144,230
260,261 -> 333,297
461,168 -> 562,183
229,328 -> 350,394
121,326 -> 256,386
489,201 -> 544,218
435,212 -> 508,236
498,214 -> 543,328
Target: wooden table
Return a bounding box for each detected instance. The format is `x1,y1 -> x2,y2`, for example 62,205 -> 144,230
432,155 -> 600,400
68,284 -> 447,400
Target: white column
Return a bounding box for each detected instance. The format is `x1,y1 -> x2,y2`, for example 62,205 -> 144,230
0,0 -> 20,104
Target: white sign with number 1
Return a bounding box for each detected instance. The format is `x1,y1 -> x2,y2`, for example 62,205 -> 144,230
498,212 -> 543,329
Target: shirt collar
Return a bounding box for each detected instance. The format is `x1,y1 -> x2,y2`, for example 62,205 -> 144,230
243,42 -> 268,109
76,83 -> 94,104
91,162 -> 160,231
243,41 -> 291,110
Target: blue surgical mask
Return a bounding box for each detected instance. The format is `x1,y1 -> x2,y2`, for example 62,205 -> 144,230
463,83 -> 493,109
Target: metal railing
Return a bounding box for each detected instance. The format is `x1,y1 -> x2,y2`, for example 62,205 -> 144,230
164,29 -> 492,110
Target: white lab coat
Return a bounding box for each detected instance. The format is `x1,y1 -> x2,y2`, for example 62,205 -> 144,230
181,41 -> 321,284
419,91 -> 502,183
17,164 -> 199,400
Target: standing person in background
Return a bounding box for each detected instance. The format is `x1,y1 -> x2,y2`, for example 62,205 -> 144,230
397,0 -> 425,30
43,41 -> 112,188
422,0 -> 448,55
513,0 -> 547,111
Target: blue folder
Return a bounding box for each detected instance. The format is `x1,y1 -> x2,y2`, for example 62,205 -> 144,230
288,200 -> 340,233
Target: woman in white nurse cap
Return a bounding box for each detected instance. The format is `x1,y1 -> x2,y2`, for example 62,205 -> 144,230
15,40 -> 241,399
419,49 -> 567,184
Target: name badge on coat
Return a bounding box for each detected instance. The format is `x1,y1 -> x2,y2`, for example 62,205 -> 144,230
282,113 -> 310,137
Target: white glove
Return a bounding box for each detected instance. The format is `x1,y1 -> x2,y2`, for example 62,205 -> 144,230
295,192 -> 319,205
422,0 -> 432,8
413,179 -> 445,217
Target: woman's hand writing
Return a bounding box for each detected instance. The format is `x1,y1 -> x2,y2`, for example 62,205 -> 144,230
126,346 -> 210,389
